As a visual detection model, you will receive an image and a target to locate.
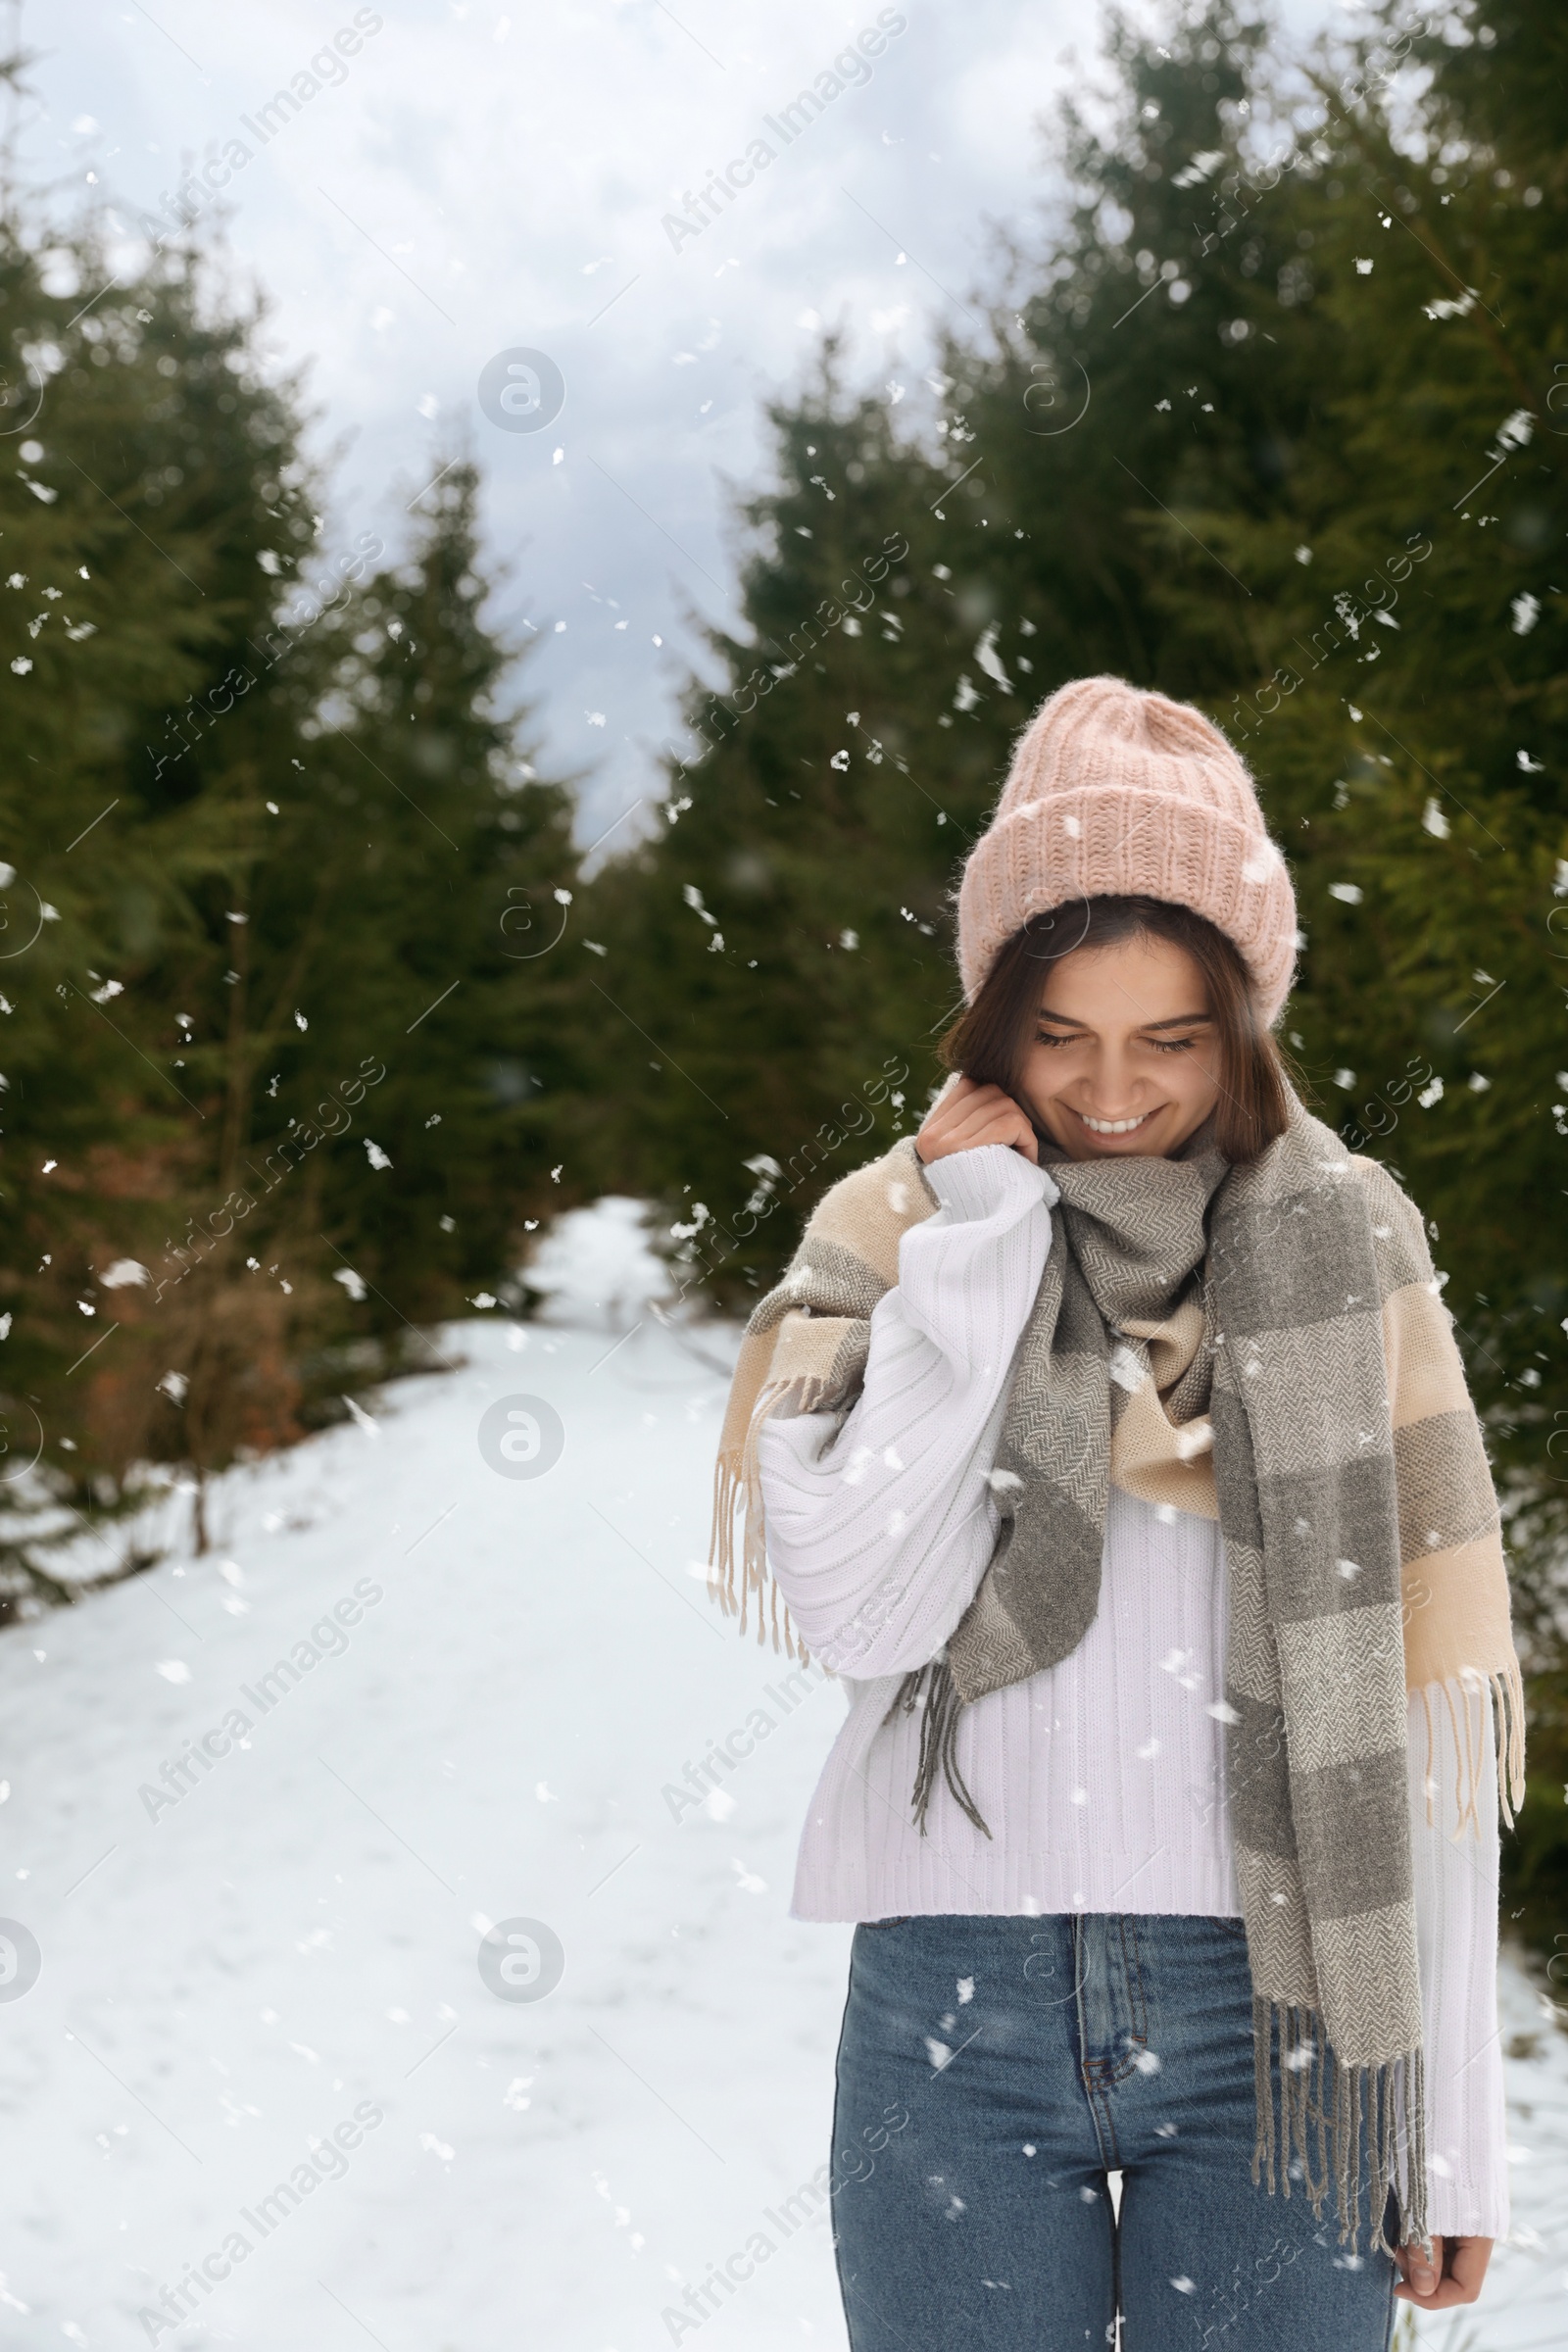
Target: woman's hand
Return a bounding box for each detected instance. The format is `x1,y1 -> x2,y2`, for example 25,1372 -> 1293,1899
915,1076 -> 1038,1166
1394,2233 -> 1493,2308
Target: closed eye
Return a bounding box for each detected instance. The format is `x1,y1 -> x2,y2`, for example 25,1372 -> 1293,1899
1033,1027 -> 1209,1052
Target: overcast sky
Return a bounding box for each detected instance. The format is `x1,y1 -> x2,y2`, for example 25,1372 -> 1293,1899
29,0 -> 1346,847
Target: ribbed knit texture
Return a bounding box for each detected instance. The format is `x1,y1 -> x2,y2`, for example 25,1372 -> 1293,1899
758,1143 -> 1508,2238
955,674 -> 1298,1018
1410,1678 -> 1508,2236
789,1483 -> 1244,1921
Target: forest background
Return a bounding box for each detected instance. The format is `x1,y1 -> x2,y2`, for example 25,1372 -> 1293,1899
1,0 -> 1565,1943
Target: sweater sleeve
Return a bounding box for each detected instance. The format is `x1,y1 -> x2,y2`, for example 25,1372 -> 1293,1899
756,1143 -> 1056,1678
1410,1676 -> 1510,2240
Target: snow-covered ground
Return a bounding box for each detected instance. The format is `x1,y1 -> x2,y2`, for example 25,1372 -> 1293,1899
0,1202 -> 1563,2351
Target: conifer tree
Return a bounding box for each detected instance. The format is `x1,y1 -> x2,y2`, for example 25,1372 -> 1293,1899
0,222 -> 333,1574
577,368 -> 952,1300
250,461 -> 582,1329
0,225 -> 583,1581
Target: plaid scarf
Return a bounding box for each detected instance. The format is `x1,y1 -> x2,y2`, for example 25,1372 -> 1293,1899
710,1102 -> 1523,2252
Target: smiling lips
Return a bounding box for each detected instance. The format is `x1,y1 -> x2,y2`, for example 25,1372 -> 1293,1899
1076,1107 -> 1156,1136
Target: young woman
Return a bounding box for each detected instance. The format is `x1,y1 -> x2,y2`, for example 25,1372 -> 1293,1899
710,677 -> 1522,2349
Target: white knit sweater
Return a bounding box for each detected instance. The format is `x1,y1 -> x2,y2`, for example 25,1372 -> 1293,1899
758,1143 -> 1508,2238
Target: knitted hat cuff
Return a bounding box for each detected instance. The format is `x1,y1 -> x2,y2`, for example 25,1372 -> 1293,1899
957,788 -> 1296,1021
954,675 -> 1298,1024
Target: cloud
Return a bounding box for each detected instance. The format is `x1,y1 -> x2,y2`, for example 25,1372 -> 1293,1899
47,0 -> 1337,839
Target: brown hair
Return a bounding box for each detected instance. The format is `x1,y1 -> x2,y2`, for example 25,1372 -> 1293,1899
942,896 -> 1294,1163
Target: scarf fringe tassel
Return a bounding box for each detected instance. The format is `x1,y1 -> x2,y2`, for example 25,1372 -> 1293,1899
1250,1995 -> 1428,2256
1418,1660 -> 1527,1835
1492,1658 -> 1527,1827
884,1657 -> 993,1841
708,1379 -> 830,1664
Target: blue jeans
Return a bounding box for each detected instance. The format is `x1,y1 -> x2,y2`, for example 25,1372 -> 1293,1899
829,1914 -> 1397,2351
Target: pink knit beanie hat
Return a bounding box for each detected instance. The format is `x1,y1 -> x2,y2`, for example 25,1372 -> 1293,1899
956,674 -> 1297,1024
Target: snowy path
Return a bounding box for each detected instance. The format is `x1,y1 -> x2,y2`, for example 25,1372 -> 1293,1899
0,1249 -> 1562,2348
0,1305 -> 854,2352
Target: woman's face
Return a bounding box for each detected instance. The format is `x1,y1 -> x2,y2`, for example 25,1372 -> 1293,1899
1015,933 -> 1222,1161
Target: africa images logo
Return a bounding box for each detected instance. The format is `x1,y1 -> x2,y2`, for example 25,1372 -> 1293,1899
476,1394 -> 565,1479
476,349 -> 566,434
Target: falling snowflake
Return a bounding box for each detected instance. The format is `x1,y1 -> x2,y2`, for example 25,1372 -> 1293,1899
101,1258 -> 150,1289
973,622 -> 1013,694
